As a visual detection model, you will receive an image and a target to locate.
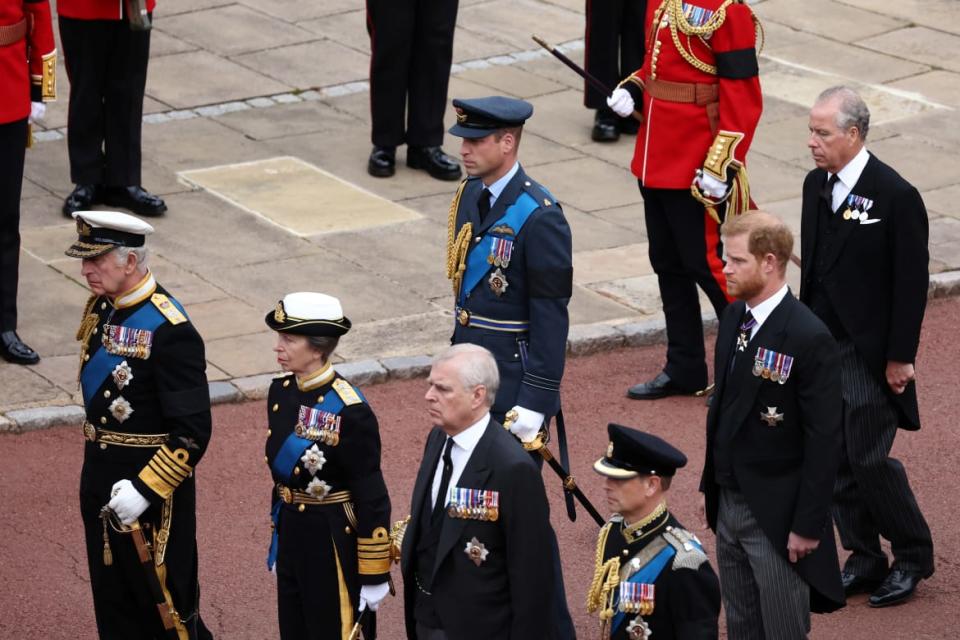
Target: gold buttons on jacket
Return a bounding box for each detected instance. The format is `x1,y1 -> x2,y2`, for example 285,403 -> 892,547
316,395 -> 324,404
267,429 -> 272,436
92,328 -> 98,335
293,467 -> 300,475
272,404 -> 279,412
298,504 -> 305,512
283,379 -> 290,387
103,390 -> 111,398
101,302 -> 107,310
100,416 -> 107,425
345,526 -> 352,534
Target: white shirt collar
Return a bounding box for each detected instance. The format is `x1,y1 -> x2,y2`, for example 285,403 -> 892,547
484,162 -> 520,206
745,283 -> 789,333
828,146 -> 870,211
450,413 -> 489,453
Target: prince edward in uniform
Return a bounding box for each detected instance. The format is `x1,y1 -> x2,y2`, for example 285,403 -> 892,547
588,424 -> 720,640
67,211 -> 212,639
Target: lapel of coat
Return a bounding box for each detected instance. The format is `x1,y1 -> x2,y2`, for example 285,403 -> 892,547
432,420 -> 496,577
801,169 -> 825,269
819,154 -> 878,273
713,300 -> 745,401
474,167 -> 526,237
401,429 -> 446,575
722,293 -> 794,438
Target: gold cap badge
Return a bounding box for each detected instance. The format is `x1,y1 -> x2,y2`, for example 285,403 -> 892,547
274,301 -> 286,323
606,441 -> 614,458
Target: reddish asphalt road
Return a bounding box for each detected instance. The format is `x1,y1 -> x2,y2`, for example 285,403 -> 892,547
2,296 -> 959,639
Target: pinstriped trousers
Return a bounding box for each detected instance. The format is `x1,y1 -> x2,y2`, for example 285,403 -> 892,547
832,339 -> 934,576
717,489 -> 810,640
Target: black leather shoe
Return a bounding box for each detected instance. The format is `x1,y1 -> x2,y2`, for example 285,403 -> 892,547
102,186 -> 167,217
406,146 -> 462,181
62,184 -> 99,218
869,569 -> 931,607
627,371 -> 701,400
367,145 -> 396,178
0,331 -> 40,365
841,569 -> 884,596
591,110 -> 619,142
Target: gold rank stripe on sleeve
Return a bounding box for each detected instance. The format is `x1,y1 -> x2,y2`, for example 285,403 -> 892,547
151,293 -> 188,325
332,379 -> 362,406
357,526 -> 392,575
138,445 -> 194,500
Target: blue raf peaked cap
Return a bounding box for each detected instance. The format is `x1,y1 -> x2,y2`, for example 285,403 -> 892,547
449,96 -> 534,139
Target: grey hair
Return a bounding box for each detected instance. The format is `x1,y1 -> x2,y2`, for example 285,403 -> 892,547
816,85 -> 870,141
112,246 -> 149,272
306,335 -> 339,359
432,343 -> 500,408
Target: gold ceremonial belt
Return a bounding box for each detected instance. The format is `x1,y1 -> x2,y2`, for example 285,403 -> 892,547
455,307 -> 530,332
82,421 -> 168,447
276,484 -> 352,506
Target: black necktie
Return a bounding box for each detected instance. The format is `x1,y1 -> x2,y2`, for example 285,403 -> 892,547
431,437 -> 455,522
821,173 -> 839,208
729,310 -> 756,373
477,188 -> 492,222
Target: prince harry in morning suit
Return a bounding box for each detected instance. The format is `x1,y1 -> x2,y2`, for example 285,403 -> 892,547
401,344 -> 555,640
801,86 -> 933,607
701,212 -> 844,639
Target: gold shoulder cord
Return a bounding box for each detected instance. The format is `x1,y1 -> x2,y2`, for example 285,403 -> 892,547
76,295 -> 100,387
586,523 -> 622,637
445,179 -> 472,296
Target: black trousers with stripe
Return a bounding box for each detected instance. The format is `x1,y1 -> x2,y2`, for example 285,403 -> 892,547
59,16 -> 150,187
0,118 -> 27,332
640,185 -> 730,390
832,339 -> 934,576
366,0 -> 458,148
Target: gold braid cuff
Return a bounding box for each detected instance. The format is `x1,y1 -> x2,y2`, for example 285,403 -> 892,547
703,130 -> 744,182
138,445 -> 193,500
358,526 -> 392,575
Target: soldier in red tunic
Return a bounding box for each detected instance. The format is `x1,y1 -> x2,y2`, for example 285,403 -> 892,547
58,0 -> 167,218
607,0 -> 763,400
0,0 -> 55,364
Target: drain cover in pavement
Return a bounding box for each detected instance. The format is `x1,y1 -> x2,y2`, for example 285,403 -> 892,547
178,156 -> 421,236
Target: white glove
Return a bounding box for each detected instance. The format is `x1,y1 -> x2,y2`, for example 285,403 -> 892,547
108,479 -> 151,525
359,582 -> 391,612
507,406 -> 545,443
29,102 -> 46,125
694,170 -> 729,199
606,88 -> 635,118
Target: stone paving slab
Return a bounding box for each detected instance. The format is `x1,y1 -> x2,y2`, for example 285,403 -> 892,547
4,0 -> 959,421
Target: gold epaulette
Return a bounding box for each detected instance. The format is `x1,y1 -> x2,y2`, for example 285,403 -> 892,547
138,445 -> 193,500
76,294 -> 99,341
332,378 -> 362,406
151,293 -> 187,325
663,526 -> 709,571
358,526 -> 391,575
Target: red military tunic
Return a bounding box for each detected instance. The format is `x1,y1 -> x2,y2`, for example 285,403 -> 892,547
57,0 -> 156,20
0,0 -> 55,124
623,0 -> 762,189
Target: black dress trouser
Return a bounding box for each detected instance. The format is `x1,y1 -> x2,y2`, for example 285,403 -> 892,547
583,0 -> 646,109
366,0 -> 458,148
640,185 -> 730,390
0,118 -> 27,331
59,16 -> 150,187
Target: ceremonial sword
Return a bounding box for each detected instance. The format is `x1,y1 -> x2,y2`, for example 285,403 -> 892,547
531,35 -> 642,122
503,413 -> 606,527
100,507 -> 185,640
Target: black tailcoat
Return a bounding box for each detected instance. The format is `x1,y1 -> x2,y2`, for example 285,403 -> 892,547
799,152 -> 929,429
401,420 -> 555,639
701,292 -> 845,613
451,167 -> 573,417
